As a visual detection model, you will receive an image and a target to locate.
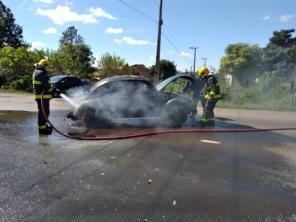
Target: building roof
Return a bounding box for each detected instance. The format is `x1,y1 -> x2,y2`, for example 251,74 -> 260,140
131,64 -> 150,78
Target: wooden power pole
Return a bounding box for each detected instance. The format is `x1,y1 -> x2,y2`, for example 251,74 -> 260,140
190,46 -> 198,75
154,0 -> 163,84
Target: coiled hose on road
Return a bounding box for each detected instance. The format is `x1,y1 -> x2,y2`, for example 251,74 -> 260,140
41,92 -> 296,140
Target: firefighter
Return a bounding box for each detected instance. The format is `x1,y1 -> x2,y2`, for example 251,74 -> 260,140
182,72 -> 205,114
32,59 -> 53,135
199,67 -> 221,127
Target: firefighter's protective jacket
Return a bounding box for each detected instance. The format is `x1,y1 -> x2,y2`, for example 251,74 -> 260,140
32,67 -> 52,100
182,75 -> 205,100
200,75 -> 221,100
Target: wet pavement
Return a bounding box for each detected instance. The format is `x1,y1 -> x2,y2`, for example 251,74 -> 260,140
0,95 -> 296,221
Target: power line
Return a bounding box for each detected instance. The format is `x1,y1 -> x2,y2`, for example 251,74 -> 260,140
115,0 -> 191,67
116,0 -> 158,23
164,3 -> 187,47
169,0 -> 195,42
163,14 -> 185,50
143,0 -> 158,8
162,33 -> 192,64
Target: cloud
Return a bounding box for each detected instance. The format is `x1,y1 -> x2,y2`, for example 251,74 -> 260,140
30,41 -> 47,50
262,15 -> 270,20
180,51 -> 191,57
89,7 -> 117,20
105,27 -> 124,34
33,0 -> 54,4
114,36 -> 154,45
279,14 -> 294,22
43,27 -> 57,34
36,5 -> 116,25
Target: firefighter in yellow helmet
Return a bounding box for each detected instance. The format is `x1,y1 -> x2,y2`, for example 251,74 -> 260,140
198,67 -> 221,126
32,59 -> 53,135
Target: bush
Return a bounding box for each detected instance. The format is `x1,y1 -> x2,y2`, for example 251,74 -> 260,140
218,81 -> 296,111
9,76 -> 32,92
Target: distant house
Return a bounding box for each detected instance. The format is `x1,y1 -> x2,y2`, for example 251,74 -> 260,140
225,74 -> 233,86
131,64 -> 150,78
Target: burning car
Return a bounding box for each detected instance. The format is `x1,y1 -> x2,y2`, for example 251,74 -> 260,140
64,74 -> 195,128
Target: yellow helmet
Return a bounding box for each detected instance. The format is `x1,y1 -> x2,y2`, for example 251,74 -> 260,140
37,59 -> 50,68
198,67 -> 210,78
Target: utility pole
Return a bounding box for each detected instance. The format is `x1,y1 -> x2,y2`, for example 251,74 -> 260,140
189,46 -> 198,75
154,0 -> 163,84
201,57 -> 207,66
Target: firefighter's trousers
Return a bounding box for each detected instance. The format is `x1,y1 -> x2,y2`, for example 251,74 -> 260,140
36,99 -> 50,130
201,98 -> 218,119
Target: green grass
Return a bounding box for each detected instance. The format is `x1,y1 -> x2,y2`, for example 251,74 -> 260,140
217,99 -> 296,112
0,88 -> 31,94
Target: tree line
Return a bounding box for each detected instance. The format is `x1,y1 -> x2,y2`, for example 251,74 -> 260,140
0,0 -> 295,111
218,29 -> 296,110
219,29 -> 296,86
0,1 -> 177,91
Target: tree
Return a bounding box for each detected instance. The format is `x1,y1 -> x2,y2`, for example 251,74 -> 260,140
0,0 -> 26,48
263,29 -> 296,80
219,43 -> 263,86
53,26 -> 95,79
268,29 -> 296,48
59,26 -> 84,46
0,46 -> 46,91
52,44 -> 95,78
98,53 -> 133,77
150,59 -> 177,81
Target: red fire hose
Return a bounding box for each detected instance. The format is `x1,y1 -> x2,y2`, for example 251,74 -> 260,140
41,92 -> 296,140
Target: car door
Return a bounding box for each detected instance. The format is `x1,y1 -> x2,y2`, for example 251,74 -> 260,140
127,80 -> 161,117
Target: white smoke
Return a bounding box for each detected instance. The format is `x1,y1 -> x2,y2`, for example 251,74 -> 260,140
63,78 -> 194,128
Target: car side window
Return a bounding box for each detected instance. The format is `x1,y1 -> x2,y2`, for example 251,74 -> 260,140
69,77 -> 81,86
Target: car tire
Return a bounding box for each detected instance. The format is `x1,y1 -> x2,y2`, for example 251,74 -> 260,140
81,106 -> 96,128
160,103 -> 188,128
80,105 -> 112,128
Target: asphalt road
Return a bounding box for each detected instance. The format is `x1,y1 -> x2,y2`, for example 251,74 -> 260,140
0,93 -> 296,222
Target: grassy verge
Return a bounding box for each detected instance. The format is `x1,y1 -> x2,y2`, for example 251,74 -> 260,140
0,88 -> 31,94
217,99 -> 296,112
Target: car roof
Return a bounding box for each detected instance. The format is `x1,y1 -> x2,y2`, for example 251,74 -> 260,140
93,75 -> 152,88
51,75 -> 80,79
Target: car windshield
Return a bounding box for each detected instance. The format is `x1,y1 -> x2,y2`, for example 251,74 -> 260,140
50,76 -> 65,83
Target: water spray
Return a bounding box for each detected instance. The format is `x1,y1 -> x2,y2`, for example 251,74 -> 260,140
60,93 -> 79,109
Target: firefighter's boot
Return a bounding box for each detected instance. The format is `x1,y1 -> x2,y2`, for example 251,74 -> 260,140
199,116 -> 215,127
39,125 -> 52,135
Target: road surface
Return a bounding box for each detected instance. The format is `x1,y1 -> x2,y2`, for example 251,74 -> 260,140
0,93 -> 296,222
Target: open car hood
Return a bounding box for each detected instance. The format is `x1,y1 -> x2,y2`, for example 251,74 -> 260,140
155,74 -> 195,91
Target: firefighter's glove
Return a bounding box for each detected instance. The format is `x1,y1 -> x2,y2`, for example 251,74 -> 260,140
209,91 -> 215,97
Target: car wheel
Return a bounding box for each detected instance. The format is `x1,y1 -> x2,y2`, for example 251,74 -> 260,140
80,105 -> 112,128
82,107 -> 97,128
160,103 -> 188,128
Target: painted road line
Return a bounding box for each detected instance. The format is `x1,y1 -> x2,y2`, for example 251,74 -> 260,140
200,139 -> 221,144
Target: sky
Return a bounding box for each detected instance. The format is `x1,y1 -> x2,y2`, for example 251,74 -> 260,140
3,0 -> 296,71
